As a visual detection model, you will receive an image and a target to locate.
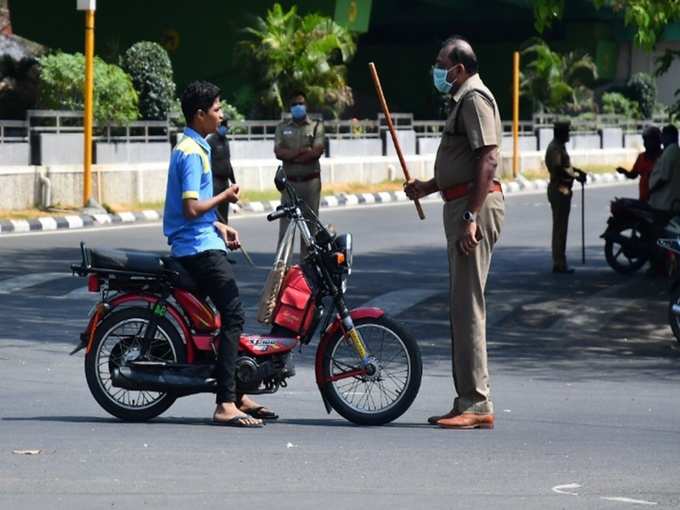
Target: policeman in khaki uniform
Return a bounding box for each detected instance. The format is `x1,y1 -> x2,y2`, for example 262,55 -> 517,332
274,91 -> 325,261
545,121 -> 586,274
406,36 -> 504,430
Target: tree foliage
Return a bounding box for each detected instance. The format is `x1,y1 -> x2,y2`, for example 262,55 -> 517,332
601,91 -> 640,118
239,3 -> 357,119
520,39 -> 598,114
120,41 -> 176,120
531,0 -> 680,50
38,52 -> 138,124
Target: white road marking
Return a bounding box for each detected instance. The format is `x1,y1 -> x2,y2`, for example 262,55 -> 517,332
54,286 -> 95,300
600,497 -> 657,506
0,272 -> 69,294
9,219 -> 30,232
552,483 -> 581,496
118,212 -> 136,222
360,288 -> 441,317
64,215 -> 84,228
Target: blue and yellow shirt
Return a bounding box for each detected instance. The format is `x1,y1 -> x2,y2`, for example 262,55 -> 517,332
163,127 -> 226,257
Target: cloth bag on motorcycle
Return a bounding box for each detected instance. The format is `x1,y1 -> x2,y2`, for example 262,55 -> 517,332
256,223 -> 295,324
272,266 -> 316,336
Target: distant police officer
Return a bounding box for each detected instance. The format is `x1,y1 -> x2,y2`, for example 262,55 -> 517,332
405,36 -> 504,430
545,121 -> 586,274
207,119 -> 236,223
274,91 -> 325,260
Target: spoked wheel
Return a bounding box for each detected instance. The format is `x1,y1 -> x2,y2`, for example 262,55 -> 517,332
668,287 -> 680,344
85,307 -> 185,421
321,316 -> 422,425
604,224 -> 649,274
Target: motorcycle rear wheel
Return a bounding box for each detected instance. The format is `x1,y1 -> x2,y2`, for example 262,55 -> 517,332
320,316 -> 422,426
85,307 -> 185,421
668,287 -> 680,344
604,224 -> 649,274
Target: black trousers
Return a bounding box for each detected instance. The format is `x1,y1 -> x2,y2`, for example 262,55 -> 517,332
178,250 -> 244,404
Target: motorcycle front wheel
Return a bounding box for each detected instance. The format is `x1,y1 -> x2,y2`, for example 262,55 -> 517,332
604,224 -> 649,274
320,316 -> 422,426
84,307 -> 185,421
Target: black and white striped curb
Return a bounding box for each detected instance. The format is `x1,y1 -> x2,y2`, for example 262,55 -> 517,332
0,210 -> 161,234
0,172 -> 630,235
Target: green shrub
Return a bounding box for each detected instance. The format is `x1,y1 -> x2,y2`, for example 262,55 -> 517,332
38,52 -> 138,124
120,41 -> 176,120
626,72 -> 656,118
601,92 -> 640,118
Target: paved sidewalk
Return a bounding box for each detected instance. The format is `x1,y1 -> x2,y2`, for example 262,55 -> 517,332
0,172 -> 630,234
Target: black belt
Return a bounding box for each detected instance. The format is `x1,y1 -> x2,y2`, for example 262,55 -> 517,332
287,172 -> 320,183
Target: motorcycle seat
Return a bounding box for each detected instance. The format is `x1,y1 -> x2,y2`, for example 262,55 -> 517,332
89,248 -> 165,274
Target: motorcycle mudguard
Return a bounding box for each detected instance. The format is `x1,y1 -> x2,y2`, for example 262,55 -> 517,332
86,294 -> 195,361
314,307 -> 385,390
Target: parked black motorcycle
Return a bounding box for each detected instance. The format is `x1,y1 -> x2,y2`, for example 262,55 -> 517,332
601,198 -> 675,274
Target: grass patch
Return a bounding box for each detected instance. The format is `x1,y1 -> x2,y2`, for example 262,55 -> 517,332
0,206 -> 80,221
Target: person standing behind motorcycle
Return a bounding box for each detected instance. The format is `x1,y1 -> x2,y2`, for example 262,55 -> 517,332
545,121 -> 587,274
206,119 -> 236,224
163,81 -> 274,428
616,126 -> 662,203
405,36 -> 504,429
274,91 -> 325,261
649,124 -> 680,213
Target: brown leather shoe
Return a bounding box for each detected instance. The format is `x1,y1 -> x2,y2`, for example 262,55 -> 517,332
427,410 -> 458,425
437,413 -> 494,429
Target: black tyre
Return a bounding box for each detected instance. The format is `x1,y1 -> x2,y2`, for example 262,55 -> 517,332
604,224 -> 649,274
85,307 -> 185,421
668,287 -> 680,344
321,316 -> 422,426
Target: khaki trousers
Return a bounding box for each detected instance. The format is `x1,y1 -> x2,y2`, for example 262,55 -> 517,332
277,178 -> 321,263
548,184 -> 572,269
443,191 -> 504,414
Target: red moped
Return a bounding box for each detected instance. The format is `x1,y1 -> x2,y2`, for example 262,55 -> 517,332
71,170 -> 422,425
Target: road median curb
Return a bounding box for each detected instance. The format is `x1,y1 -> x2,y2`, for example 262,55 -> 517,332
0,171 -> 629,235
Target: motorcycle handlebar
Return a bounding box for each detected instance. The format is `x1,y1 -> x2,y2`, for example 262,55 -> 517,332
267,206 -> 289,222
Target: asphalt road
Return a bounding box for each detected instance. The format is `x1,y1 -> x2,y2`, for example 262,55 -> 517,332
1,183 -> 679,509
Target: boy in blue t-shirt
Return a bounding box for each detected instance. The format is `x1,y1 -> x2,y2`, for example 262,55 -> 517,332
164,81 -> 276,427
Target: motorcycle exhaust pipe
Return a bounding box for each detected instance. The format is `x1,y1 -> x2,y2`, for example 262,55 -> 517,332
112,363 -> 217,394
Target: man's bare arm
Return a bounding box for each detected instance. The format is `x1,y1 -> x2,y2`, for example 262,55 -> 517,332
183,185 -> 239,219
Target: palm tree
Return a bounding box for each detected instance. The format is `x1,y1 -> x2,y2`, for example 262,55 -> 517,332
520,38 -> 598,115
239,3 -> 357,118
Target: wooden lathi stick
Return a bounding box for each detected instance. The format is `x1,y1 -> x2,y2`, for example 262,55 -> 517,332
368,62 -> 425,220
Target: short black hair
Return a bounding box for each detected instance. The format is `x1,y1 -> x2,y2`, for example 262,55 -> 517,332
290,91 -> 306,102
642,125 -> 661,141
553,121 -> 571,138
662,124 -> 678,143
442,35 -> 478,74
180,81 -> 221,125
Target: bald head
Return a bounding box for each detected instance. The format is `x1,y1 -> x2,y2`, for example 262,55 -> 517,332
441,36 -> 478,75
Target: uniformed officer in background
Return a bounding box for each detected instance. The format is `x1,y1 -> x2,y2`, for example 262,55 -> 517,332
207,119 -> 236,224
405,36 -> 505,430
545,121 -> 587,274
274,91 -> 325,260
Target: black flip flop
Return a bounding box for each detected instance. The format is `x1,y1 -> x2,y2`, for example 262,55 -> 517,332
213,415 -> 264,428
244,406 -> 279,421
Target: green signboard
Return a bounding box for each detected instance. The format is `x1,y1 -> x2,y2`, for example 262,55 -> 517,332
335,0 -> 372,33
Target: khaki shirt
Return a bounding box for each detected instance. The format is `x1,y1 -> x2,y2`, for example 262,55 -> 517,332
649,143 -> 680,211
434,74 -> 502,190
545,139 -> 575,189
274,118 -> 325,178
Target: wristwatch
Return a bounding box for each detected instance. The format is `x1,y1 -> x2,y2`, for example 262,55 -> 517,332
462,210 -> 477,223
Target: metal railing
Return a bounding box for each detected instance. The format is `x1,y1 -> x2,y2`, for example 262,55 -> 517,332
0,109 -> 661,145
